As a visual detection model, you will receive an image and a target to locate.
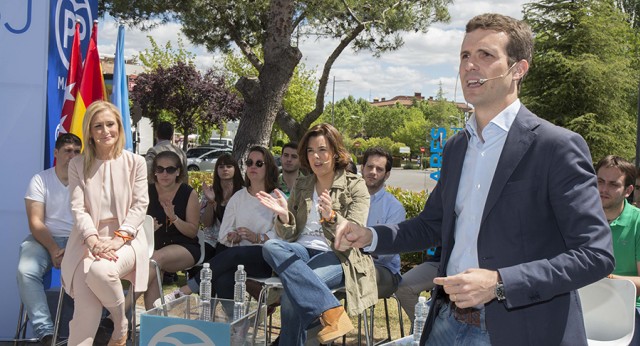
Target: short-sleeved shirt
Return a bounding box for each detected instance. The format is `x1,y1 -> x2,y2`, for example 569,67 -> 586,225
24,167 -> 73,237
610,199 -> 640,307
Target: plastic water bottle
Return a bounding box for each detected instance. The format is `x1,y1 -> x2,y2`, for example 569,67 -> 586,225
413,296 -> 428,345
199,263 -> 212,321
233,264 -> 247,321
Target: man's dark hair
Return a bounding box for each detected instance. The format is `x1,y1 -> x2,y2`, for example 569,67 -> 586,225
595,155 -> 636,188
363,147 -> 393,173
156,122 -> 174,141
55,133 -> 81,150
283,142 -> 298,152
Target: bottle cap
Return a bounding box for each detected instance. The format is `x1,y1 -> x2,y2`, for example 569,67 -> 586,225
418,296 -> 426,302
238,264 -> 244,270
203,263 -> 210,268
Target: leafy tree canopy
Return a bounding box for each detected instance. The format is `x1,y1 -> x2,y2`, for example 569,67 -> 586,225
131,61 -> 243,151
100,0 -> 452,162
522,0 -> 637,159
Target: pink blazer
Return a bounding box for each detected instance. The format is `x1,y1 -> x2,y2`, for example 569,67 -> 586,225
61,150 -> 150,296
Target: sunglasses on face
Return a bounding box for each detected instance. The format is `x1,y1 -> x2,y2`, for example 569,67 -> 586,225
245,159 -> 264,168
155,165 -> 179,174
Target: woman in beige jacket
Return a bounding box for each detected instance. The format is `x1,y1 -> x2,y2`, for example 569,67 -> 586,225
61,101 -> 149,346
257,123 -> 376,345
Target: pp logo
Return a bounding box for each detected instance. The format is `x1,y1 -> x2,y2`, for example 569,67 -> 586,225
54,0 -> 92,69
148,324 -> 216,346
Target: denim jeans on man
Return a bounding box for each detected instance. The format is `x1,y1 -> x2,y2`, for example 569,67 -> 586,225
424,302 -> 491,346
16,235 -> 68,339
262,239 -> 345,346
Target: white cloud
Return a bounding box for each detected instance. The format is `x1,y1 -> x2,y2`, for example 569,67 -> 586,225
97,1 -> 529,104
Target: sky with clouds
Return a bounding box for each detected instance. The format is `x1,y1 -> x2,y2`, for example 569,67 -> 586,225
97,0 -> 530,105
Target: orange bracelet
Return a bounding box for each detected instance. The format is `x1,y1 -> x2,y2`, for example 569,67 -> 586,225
321,210 -> 336,223
114,230 -> 134,242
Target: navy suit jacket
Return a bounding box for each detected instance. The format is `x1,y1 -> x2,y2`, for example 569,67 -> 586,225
373,106 -> 615,345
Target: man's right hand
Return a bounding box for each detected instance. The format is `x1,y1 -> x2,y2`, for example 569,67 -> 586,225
49,247 -> 65,268
334,221 -> 373,251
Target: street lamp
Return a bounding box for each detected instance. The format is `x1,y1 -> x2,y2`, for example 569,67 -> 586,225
331,75 -> 351,126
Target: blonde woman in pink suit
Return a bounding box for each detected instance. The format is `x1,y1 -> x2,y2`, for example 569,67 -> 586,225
60,101 -> 149,346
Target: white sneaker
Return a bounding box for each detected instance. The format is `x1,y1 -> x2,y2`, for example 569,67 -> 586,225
154,289 -> 187,308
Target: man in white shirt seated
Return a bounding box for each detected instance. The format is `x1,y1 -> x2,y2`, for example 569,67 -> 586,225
16,133 -> 81,344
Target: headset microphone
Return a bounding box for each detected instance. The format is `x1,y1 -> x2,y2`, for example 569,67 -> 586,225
322,160 -> 331,165
474,63 -> 517,85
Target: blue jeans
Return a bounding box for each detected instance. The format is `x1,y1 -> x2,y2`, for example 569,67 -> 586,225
424,303 -> 491,346
16,235 -> 68,339
262,239 -> 344,346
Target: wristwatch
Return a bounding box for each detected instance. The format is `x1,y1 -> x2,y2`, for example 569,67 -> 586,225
495,280 -> 506,301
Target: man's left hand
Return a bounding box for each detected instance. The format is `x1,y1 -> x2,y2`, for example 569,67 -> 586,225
433,268 -> 499,308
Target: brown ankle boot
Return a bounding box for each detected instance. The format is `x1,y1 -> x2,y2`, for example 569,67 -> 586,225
317,306 -> 353,344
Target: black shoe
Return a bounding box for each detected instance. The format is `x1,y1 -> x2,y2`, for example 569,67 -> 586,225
39,334 -> 53,345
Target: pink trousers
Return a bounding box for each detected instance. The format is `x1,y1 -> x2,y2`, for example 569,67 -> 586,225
67,221 -> 137,346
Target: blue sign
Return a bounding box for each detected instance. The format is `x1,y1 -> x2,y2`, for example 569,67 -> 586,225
140,314 -> 231,346
428,126 -> 463,182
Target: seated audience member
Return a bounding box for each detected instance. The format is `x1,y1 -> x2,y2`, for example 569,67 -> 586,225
257,123 -> 375,345
595,155 -> 640,344
360,147 -> 406,298
395,247 -> 441,323
191,146 -> 281,301
137,151 -> 200,310
61,101 -> 149,346
278,142 -> 302,197
145,121 -> 188,183
162,154 -> 244,302
16,133 -> 81,344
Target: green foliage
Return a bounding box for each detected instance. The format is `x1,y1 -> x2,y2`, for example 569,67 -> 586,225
271,146 -> 283,156
522,0 -> 637,159
392,110 -> 428,156
135,35 -> 196,70
385,186 -> 430,270
188,172 -> 213,195
385,186 -> 428,219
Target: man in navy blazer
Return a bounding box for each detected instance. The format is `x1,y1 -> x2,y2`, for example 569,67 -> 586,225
335,13 -> 614,345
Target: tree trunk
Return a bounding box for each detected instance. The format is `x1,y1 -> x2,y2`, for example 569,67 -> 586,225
232,0 -> 301,165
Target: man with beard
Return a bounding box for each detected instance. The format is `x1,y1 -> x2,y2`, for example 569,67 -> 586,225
361,147 -> 406,298
595,155 -> 640,344
278,142 -> 302,197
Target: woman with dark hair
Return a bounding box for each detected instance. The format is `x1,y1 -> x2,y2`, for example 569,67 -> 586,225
161,153 -> 244,302
191,146 -> 282,300
132,150 -> 201,310
257,123 -> 375,345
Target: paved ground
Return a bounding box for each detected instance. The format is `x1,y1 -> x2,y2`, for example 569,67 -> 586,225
385,167 -> 438,193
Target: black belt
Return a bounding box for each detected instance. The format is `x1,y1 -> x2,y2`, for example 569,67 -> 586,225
443,296 -> 481,327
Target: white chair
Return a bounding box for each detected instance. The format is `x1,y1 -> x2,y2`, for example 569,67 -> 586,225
578,278 -> 636,345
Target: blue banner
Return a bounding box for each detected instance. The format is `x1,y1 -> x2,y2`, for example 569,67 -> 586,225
45,0 -> 97,167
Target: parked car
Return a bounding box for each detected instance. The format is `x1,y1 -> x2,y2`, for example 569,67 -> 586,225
187,146 -> 225,159
209,137 -> 234,148
187,149 -> 233,171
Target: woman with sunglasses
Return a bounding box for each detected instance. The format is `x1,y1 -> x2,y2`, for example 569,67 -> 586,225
257,123 -> 376,345
191,146 -> 281,303
61,101 -> 149,346
161,153 -> 244,302
136,150 -> 200,310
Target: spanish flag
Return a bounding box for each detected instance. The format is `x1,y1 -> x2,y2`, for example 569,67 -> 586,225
70,20 -> 106,143
58,20 -> 83,136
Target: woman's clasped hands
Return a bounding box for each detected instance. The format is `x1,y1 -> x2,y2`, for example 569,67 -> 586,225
86,234 -> 124,262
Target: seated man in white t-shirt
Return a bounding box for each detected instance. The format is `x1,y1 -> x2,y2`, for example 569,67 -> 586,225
16,133 -> 81,344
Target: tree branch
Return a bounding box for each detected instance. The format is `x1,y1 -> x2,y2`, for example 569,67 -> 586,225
227,22 -> 263,71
